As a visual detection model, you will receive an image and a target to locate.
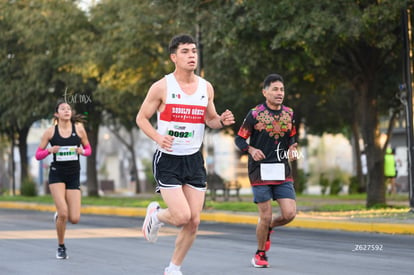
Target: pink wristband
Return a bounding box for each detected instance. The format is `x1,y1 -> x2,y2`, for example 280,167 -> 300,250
35,147 -> 50,160
82,144 -> 92,156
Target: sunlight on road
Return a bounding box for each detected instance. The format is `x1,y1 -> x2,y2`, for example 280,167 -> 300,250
0,227 -> 223,240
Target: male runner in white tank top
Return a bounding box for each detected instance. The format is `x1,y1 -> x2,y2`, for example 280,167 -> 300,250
136,34 -> 235,275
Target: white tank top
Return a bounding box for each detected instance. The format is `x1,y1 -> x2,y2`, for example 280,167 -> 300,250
157,73 -> 208,155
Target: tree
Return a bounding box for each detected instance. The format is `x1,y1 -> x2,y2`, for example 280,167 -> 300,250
87,0 -> 190,193
199,0 -> 407,207
0,0 -> 99,195
270,0 -> 405,207
139,0 -> 339,191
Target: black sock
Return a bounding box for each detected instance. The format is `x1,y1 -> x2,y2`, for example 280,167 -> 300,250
59,244 -> 65,249
266,228 -> 272,239
256,250 -> 265,254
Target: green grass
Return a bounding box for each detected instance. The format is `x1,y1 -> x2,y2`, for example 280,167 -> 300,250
314,204 -> 367,212
0,194 -> 161,208
0,194 -> 258,212
204,201 -> 257,212
298,193 -> 409,202
0,193 -> 410,213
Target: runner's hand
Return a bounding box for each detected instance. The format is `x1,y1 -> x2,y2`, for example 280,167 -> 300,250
48,146 -> 60,154
248,146 -> 266,161
220,109 -> 235,126
156,135 -> 174,152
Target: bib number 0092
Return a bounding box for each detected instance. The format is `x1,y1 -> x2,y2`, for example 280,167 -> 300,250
168,130 -> 193,138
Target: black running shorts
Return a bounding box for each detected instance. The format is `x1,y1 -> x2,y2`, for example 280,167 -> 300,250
152,150 -> 207,192
48,164 -> 81,190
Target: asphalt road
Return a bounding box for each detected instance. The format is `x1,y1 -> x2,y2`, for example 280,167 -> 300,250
0,208 -> 413,275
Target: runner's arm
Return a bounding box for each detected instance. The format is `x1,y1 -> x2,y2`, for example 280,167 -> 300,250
204,82 -> 235,129
136,80 -> 174,151
35,127 -> 53,160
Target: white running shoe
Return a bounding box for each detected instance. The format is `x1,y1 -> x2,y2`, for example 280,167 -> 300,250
53,212 -> 58,223
142,201 -> 163,243
164,268 -> 183,275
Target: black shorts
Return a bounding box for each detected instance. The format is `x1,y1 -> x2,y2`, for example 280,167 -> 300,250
152,150 -> 207,192
48,163 -> 80,190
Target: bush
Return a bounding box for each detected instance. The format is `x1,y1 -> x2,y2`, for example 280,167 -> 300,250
348,176 -> 360,194
294,169 -> 307,194
319,173 -> 329,195
330,177 -> 342,195
20,177 -> 37,197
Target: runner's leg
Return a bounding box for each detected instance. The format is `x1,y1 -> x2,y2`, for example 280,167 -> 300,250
270,198 -> 296,227
159,185 -> 205,266
158,187 -> 191,227
49,183 -> 68,245
66,189 -> 81,224
256,199 -> 272,251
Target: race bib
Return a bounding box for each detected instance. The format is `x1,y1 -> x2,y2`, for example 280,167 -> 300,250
260,163 -> 285,181
56,146 -> 78,161
167,125 -> 195,145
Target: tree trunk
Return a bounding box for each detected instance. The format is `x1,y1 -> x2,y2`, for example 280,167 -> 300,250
352,122 -> 364,191
382,108 -> 399,152
87,124 -> 99,197
130,148 -> 141,194
128,131 -> 141,194
351,113 -> 365,192
0,143 -> 9,194
108,128 -> 142,193
10,133 -> 16,196
291,115 -> 301,192
17,126 -> 30,182
357,83 -> 386,207
366,144 -> 385,207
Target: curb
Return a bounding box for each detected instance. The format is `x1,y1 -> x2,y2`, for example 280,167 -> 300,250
1,201 -> 413,235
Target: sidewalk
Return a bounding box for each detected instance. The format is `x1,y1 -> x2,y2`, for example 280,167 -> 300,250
1,200 -> 413,235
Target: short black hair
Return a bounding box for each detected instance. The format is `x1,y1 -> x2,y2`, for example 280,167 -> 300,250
168,34 -> 197,54
263,74 -> 284,89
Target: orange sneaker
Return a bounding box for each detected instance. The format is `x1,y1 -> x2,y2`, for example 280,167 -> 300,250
251,251 -> 269,268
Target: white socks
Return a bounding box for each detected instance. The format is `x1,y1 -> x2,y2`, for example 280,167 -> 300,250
166,262 -> 181,272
